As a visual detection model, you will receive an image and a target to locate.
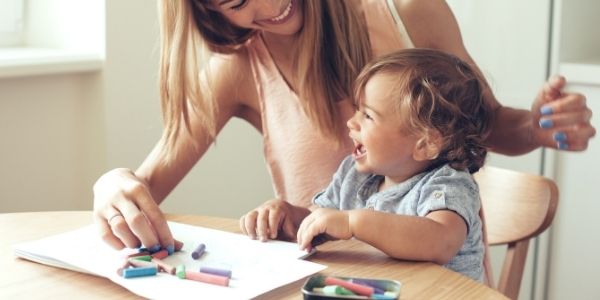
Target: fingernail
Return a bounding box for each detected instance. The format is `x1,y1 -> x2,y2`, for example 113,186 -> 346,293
166,244 -> 175,255
138,247 -> 148,253
540,106 -> 553,115
539,119 -> 554,129
553,131 -> 567,142
558,142 -> 569,150
148,244 -> 161,253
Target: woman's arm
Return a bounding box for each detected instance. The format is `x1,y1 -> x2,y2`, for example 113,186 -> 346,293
395,0 -> 595,155
93,49 -> 259,251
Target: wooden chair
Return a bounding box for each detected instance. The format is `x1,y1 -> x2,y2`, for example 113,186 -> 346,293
474,166 -> 559,300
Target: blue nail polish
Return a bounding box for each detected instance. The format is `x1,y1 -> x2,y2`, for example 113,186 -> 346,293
148,244 -> 161,253
540,106 -> 553,116
558,142 -> 569,150
539,119 -> 554,129
553,131 -> 567,142
166,245 -> 175,255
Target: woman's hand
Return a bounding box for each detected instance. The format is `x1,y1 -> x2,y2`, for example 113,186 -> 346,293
296,208 -> 353,252
93,168 -> 179,253
239,199 -> 309,242
531,75 -> 596,151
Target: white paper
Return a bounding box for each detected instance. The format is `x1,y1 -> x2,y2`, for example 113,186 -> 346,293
14,222 -> 326,299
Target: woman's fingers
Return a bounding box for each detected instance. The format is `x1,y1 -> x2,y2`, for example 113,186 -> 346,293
131,183 -> 175,253
94,208 -> 126,250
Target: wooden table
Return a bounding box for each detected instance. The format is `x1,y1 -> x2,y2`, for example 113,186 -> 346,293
0,211 -> 507,299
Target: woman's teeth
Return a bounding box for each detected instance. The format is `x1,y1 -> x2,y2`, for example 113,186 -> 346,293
270,0 -> 292,22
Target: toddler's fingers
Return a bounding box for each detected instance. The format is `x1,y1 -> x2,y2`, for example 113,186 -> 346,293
256,209 -> 271,242
268,209 -> 283,239
243,210 -> 259,239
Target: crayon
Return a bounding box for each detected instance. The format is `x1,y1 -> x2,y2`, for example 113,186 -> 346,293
131,255 -> 152,262
350,278 -> 386,294
191,243 -> 206,259
152,257 -> 176,275
176,264 -> 186,279
122,266 -> 158,278
199,266 -> 232,278
324,276 -> 373,296
126,251 -> 150,258
116,260 -> 131,276
128,259 -> 157,269
151,249 -> 169,259
322,285 -> 355,296
185,270 -> 229,287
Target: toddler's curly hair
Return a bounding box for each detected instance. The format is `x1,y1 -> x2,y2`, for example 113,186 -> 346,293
353,48 -> 493,173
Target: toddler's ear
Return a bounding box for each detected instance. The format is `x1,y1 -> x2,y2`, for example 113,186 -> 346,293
413,131 -> 442,161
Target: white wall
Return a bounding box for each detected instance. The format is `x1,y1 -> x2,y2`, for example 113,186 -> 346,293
447,1 -> 551,299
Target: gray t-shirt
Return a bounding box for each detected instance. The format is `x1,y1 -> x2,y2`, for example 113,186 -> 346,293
313,156 -> 484,282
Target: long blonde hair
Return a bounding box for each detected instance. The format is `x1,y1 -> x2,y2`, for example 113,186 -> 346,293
157,0 -> 371,161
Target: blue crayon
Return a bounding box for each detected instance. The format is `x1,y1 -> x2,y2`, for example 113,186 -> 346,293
122,266 -> 158,278
200,266 -> 232,278
191,243 -> 206,259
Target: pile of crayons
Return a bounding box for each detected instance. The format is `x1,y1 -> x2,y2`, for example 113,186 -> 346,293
310,276 -> 399,299
116,241 -> 232,287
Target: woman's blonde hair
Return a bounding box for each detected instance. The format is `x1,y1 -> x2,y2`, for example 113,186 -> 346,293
353,48 -> 493,173
157,0 -> 371,161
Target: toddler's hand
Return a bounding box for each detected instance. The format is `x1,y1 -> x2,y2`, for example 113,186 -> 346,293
297,208 -> 352,251
532,75 -> 596,151
239,199 -> 299,242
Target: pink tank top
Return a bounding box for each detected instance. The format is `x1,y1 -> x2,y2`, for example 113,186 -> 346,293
245,0 -> 413,206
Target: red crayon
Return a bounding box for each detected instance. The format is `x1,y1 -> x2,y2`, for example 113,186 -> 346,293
324,276 -> 373,296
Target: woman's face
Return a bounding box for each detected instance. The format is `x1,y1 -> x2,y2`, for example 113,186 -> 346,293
210,0 -> 304,36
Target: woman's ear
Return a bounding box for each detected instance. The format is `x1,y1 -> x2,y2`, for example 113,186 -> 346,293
413,131 -> 442,161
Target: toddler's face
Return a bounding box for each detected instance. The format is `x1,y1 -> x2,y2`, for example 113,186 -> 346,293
347,73 -> 429,183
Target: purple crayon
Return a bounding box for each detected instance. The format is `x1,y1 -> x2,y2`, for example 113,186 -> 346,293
191,243 -> 206,259
200,266 -> 232,278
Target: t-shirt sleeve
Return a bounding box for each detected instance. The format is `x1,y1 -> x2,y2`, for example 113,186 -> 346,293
416,167 -> 481,232
313,155 -> 355,209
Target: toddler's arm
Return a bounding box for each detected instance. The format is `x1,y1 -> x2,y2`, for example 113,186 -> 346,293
297,208 -> 466,265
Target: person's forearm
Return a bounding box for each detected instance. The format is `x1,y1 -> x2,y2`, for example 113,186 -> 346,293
348,210 -> 460,264
486,106 -> 539,156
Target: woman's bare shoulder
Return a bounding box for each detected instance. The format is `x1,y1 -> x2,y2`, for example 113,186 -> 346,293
204,47 -> 261,126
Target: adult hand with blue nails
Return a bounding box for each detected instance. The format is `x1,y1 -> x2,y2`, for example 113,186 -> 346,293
532,75 -> 596,151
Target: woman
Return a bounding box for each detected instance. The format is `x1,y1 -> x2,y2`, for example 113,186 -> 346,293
93,0 -> 594,261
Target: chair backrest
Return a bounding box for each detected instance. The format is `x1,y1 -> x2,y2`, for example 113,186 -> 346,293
474,166 -> 559,300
